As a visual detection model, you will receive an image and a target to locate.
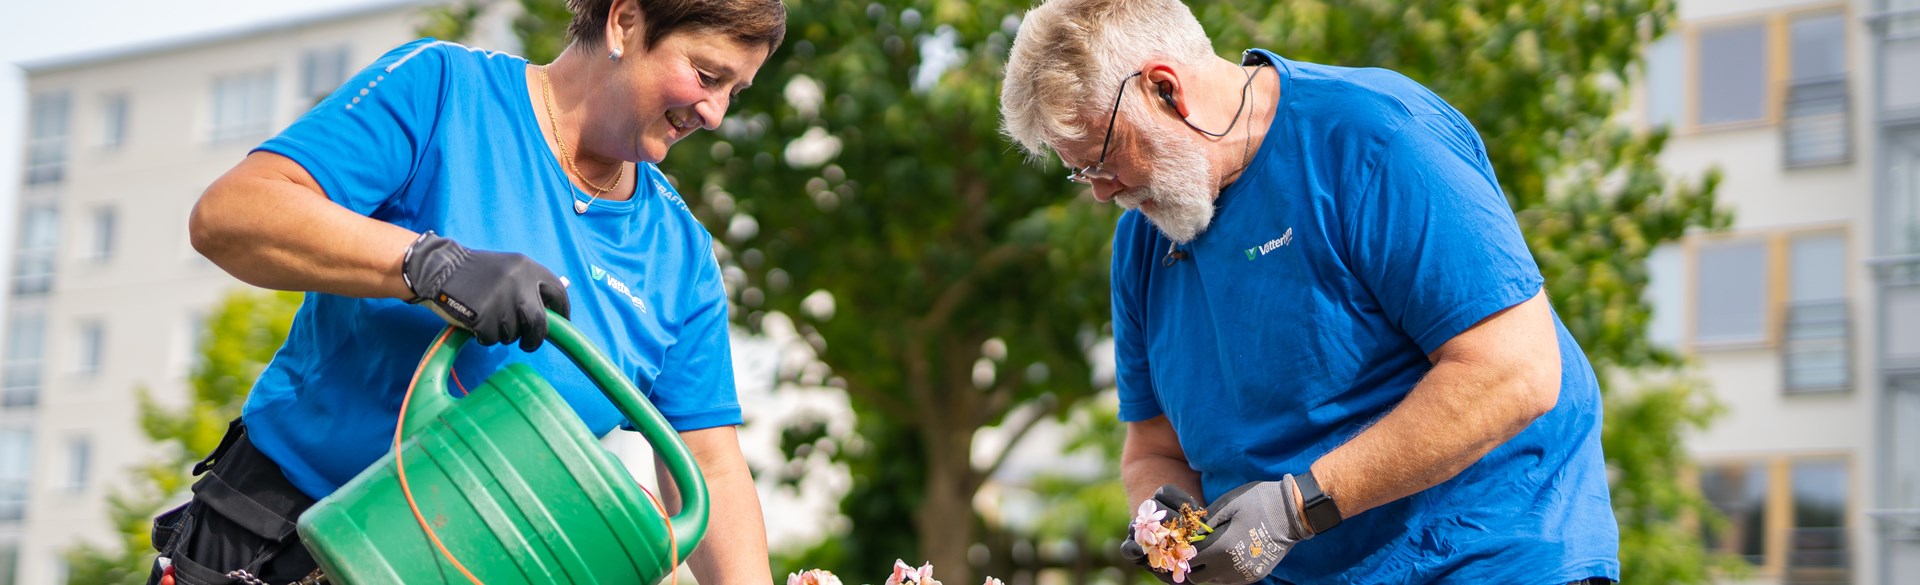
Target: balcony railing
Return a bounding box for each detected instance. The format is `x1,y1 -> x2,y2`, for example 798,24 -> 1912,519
1783,77 -> 1850,167
1785,526 -> 1849,585
1783,299 -> 1851,393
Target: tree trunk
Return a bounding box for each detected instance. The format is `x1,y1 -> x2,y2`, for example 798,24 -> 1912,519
916,420 -> 978,584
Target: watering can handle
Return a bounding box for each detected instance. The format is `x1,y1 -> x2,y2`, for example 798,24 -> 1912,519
406,309 -> 709,563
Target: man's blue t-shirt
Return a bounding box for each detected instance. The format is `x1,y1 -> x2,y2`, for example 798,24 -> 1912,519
1111,50 -> 1618,583
244,39 -> 740,499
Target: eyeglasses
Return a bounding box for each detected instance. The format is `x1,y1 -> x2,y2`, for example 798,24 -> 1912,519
1066,72 -> 1142,184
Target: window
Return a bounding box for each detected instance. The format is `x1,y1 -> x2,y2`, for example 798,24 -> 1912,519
1791,12 -> 1847,81
1644,36 -> 1684,129
1891,284 -> 1920,363
26,90 -> 70,185
1697,22 -> 1770,126
90,207 -> 116,262
175,310 -> 210,375
1890,129 -> 1920,257
2,313 -> 45,410
1892,378 -> 1920,513
1702,462 -> 1769,566
0,541 -> 16,585
1787,459 -> 1849,582
301,45 -> 352,103
1884,1 -> 1920,113
1695,238 -> 1771,344
1783,12 -> 1849,166
65,437 -> 91,493
0,429 -> 30,521
100,93 -> 129,149
1645,244 -> 1685,348
1700,456 -> 1854,579
1783,232 -> 1848,391
210,69 -> 277,142
75,319 -> 105,376
12,205 -> 58,295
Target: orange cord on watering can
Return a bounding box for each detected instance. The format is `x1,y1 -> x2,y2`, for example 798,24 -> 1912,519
394,328 -> 682,585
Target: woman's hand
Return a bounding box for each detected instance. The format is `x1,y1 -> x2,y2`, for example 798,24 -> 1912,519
401,231 -> 571,351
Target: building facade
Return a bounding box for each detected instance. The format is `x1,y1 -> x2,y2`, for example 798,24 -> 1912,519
0,2 -> 477,582
1639,0 -> 1917,583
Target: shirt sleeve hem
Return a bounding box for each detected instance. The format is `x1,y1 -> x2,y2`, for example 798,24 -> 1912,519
254,138 -> 347,207
1118,398 -> 1165,423
644,406 -> 744,433
1411,276 -> 1543,355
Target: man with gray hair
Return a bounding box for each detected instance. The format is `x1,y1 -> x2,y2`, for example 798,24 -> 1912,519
1000,1 -> 1618,583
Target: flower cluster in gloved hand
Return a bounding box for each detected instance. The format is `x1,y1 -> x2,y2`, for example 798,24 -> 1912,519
1120,484 -> 1213,584
402,231 -> 571,351
1183,475 -> 1314,585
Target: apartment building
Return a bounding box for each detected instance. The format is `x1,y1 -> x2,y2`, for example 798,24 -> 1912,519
1638,0 -> 1918,583
0,2 -> 474,582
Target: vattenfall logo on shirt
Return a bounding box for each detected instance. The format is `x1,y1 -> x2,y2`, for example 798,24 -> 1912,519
1244,228 -> 1294,260
589,264 -> 649,314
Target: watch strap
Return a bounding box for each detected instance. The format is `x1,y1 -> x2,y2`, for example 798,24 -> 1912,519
1297,470 -> 1342,535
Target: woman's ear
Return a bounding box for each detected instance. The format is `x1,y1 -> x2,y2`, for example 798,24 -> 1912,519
607,0 -> 643,58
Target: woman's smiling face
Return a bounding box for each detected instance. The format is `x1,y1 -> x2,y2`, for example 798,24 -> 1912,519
604,29 -> 767,163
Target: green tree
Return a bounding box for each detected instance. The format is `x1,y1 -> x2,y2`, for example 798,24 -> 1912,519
63,290 -> 304,584
439,0 -> 1731,582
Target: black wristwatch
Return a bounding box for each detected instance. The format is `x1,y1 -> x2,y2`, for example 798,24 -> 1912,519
1296,470 -> 1343,535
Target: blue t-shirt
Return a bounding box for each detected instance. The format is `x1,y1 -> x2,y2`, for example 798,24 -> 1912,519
243,39 -> 740,499
1112,50 -> 1618,583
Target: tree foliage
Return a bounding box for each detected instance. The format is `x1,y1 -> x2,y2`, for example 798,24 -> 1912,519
64,290 -> 304,584
441,0 -> 1732,582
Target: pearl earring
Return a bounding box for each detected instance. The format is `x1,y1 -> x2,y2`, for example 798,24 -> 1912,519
609,47 -> 622,61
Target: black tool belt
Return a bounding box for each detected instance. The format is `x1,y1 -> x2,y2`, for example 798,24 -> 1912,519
148,418 -> 325,585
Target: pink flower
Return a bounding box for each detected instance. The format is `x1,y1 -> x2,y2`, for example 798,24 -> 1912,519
884,560 -> 942,585
982,578 -> 1006,585
1132,499 -> 1201,583
786,570 -> 843,585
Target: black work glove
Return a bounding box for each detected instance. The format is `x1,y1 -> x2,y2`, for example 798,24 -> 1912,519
1185,475 -> 1313,585
1120,484 -> 1222,584
401,231 -> 570,352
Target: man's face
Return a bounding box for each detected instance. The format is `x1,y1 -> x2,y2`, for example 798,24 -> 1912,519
1060,108 -> 1217,243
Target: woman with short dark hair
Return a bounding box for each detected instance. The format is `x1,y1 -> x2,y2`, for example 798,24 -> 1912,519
155,1 -> 785,583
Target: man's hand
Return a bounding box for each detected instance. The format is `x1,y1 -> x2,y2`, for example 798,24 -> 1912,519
1186,475 -> 1313,585
1119,484 -> 1212,584
402,231 -> 570,351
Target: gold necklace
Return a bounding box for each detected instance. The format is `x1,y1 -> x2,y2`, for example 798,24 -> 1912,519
539,65 -> 626,214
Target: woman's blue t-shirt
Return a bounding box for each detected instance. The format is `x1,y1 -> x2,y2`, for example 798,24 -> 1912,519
243,38 -> 739,499
1111,50 -> 1619,583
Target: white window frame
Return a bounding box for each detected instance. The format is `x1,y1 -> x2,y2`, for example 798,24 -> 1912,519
300,44 -> 352,103
2,312 -> 46,411
25,90 -> 71,185
74,319 -> 105,377
210,69 -> 278,143
65,436 -> 91,494
99,92 -> 129,150
89,206 -> 116,263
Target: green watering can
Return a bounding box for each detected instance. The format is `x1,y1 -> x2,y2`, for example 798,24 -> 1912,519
296,310 -> 708,584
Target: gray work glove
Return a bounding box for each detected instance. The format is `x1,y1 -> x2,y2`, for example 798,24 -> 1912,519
1185,475 -> 1313,585
1119,484 -> 1219,584
402,231 -> 571,352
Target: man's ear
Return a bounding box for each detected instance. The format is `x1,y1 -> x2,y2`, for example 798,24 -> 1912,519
1143,62 -> 1188,119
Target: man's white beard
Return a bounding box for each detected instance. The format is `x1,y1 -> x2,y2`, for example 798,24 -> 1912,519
1113,129 -> 1216,244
